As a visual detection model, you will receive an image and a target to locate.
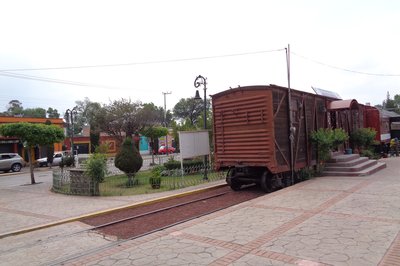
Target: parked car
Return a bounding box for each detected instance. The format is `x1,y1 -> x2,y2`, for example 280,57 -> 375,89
36,151 -> 71,167
158,145 -> 176,154
0,153 -> 26,173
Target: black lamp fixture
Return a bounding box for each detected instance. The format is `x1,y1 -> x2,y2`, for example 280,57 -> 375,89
194,89 -> 201,100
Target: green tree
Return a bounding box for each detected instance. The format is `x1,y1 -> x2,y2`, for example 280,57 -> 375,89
6,100 -> 23,116
0,123 -> 65,184
46,107 -> 60,118
114,138 -> 143,187
73,98 -> 102,135
96,99 -> 165,145
141,126 -> 168,165
99,99 -> 143,144
141,103 -> 165,126
74,98 -> 104,152
173,98 -> 210,126
382,91 -> 400,113
22,107 -> 46,118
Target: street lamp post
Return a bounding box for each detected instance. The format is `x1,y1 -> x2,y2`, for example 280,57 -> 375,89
162,91 -> 172,155
65,107 -> 78,156
194,75 -> 208,180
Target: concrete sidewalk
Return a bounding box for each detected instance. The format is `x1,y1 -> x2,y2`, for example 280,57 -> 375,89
1,157 -> 400,265
0,168 -> 222,237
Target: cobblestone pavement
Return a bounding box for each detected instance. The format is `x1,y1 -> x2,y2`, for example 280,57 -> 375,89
1,157 -> 400,265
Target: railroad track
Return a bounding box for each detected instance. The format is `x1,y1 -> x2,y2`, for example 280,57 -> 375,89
79,185 -> 264,239
3,185 -> 265,266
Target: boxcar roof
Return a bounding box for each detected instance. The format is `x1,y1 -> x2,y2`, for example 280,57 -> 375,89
211,84 -> 338,100
328,99 -> 359,110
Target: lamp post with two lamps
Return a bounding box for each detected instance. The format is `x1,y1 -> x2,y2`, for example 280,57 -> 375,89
65,107 -> 78,157
194,75 -> 208,180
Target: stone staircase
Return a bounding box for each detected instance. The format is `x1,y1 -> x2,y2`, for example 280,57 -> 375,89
322,153 -> 386,177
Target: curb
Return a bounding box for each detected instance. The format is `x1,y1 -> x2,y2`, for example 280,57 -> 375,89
0,183 -> 227,239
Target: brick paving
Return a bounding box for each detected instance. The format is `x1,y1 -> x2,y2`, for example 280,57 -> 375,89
0,157 -> 400,265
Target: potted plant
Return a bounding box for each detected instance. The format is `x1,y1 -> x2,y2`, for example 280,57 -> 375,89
150,165 -> 164,189
350,128 -> 377,155
149,176 -> 161,189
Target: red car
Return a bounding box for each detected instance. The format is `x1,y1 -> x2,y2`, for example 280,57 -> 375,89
158,145 -> 176,154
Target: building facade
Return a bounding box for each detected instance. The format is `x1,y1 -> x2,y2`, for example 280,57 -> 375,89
0,116 -> 64,160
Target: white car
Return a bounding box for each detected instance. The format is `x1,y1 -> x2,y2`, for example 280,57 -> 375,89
36,151 -> 70,167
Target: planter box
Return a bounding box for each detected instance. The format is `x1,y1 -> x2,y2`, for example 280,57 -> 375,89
69,169 -> 99,196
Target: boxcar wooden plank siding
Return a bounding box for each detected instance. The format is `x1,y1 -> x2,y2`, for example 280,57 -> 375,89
213,88 -> 275,170
212,85 -> 333,174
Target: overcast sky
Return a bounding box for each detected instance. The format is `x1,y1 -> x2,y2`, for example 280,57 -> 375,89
1,0 -> 399,115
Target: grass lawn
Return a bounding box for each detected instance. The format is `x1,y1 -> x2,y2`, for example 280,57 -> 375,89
99,169 -> 224,196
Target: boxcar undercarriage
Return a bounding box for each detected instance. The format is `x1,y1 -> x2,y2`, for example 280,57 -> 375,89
226,166 -> 295,193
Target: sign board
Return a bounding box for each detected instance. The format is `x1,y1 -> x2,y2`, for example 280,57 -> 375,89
391,122 -> 400,130
0,140 -> 20,144
178,130 -> 210,159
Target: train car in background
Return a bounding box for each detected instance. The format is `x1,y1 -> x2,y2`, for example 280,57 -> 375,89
391,117 -> 400,140
212,85 -> 378,192
380,110 -> 400,140
363,105 -> 391,143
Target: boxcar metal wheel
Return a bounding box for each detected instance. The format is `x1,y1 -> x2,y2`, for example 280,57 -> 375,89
227,169 -> 241,191
230,179 -> 242,191
260,171 -> 273,193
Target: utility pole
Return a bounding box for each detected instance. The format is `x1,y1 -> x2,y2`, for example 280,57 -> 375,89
286,44 -> 295,185
162,91 -> 172,155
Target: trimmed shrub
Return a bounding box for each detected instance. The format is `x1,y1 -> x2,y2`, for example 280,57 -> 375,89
85,153 -> 107,183
84,153 -> 107,196
151,165 -> 165,177
115,138 -> 143,187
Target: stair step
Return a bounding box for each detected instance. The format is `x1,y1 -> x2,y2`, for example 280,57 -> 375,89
328,154 -> 360,163
324,159 -> 377,172
323,162 -> 386,177
325,157 -> 369,167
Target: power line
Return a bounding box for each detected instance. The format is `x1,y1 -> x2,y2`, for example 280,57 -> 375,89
0,71 -> 131,90
2,48 -> 398,92
291,51 -> 400,77
0,48 -> 286,72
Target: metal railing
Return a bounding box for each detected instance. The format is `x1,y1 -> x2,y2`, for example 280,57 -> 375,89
52,162 -> 225,196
